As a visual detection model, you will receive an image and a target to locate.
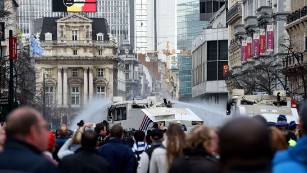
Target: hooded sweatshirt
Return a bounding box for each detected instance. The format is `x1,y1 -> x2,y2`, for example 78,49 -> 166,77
273,136 -> 307,173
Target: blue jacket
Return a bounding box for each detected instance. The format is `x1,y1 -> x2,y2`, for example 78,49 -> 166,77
97,138 -> 137,173
0,139 -> 61,173
273,136 -> 307,173
56,136 -> 70,148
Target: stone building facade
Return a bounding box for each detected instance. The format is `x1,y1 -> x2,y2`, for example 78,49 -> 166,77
284,0 -> 307,99
35,14 -> 124,125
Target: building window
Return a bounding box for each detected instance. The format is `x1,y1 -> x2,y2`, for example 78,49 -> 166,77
125,64 -> 129,70
71,87 -> 80,106
45,32 -> 52,41
218,40 -> 228,60
305,37 -> 307,50
72,69 -> 78,76
208,41 -> 217,61
97,86 -> 106,99
125,73 -> 129,79
207,61 -> 217,81
72,30 -> 78,40
98,68 -> 104,77
45,68 -> 53,78
98,50 -> 103,55
97,33 -> 104,41
45,86 -> 54,106
73,49 -> 78,55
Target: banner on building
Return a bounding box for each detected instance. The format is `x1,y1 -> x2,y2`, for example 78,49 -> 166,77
266,25 -> 274,52
260,29 -> 266,54
241,40 -> 247,63
253,33 -> 260,57
9,37 -> 17,60
52,0 -> 97,12
247,37 -> 252,61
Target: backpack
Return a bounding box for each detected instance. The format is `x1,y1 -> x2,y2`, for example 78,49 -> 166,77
144,144 -> 165,173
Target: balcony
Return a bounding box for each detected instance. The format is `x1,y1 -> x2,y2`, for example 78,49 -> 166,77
40,40 -> 114,47
244,16 -> 258,29
226,2 -> 242,24
234,24 -> 245,37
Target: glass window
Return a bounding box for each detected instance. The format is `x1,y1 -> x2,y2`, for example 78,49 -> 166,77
207,41 -> 217,61
71,87 -> 80,106
45,86 -> 54,106
207,61 -> 217,81
98,50 -> 103,55
213,1 -> 219,12
98,68 -> 104,77
72,30 -> 78,40
205,1 -> 213,13
97,86 -> 106,99
218,40 -> 228,60
72,69 -> 78,76
45,68 -> 53,78
125,64 -> 129,70
125,73 -> 129,79
73,50 -> 78,55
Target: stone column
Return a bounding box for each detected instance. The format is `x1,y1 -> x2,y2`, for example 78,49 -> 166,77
83,67 -> 88,105
63,67 -> 68,107
89,67 -> 94,101
57,68 -> 63,106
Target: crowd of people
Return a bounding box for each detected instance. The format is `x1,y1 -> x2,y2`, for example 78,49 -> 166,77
0,103 -> 306,173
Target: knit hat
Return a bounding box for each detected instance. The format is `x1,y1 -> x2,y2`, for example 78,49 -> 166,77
276,115 -> 288,127
288,121 -> 297,131
48,131 -> 56,152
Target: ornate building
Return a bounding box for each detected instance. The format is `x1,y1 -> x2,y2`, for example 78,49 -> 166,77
284,0 -> 307,100
35,14 -> 124,125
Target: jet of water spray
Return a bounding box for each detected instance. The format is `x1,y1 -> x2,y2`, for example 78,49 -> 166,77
70,98 -> 112,130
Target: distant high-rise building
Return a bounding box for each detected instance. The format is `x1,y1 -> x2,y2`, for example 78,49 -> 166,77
199,0 -> 227,21
177,0 -> 208,51
16,0 -> 134,46
134,0 -> 147,52
147,0 -> 177,53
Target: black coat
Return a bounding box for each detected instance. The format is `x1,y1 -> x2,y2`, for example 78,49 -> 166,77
169,148 -> 219,173
59,147 -> 111,173
0,139 -> 61,173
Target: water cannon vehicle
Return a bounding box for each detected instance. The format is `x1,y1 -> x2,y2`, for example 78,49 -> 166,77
226,89 -> 299,124
107,96 -> 203,131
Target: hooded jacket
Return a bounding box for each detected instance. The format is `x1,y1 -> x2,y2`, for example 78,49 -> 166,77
273,136 -> 307,173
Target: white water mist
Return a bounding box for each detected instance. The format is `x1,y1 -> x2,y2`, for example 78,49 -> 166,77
70,98 -> 112,130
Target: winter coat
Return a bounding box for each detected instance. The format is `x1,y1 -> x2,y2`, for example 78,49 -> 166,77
0,139 -> 61,173
59,147 -> 111,173
149,140 -> 168,173
137,141 -> 163,173
97,138 -> 137,173
273,136 -> 307,173
57,138 -> 81,160
169,148 -> 219,173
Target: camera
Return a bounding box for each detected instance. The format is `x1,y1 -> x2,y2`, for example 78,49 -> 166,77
77,120 -> 85,127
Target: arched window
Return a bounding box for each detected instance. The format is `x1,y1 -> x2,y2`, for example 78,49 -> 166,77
96,33 -> 104,41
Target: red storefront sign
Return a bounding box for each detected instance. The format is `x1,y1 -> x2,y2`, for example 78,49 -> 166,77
9,37 -> 17,60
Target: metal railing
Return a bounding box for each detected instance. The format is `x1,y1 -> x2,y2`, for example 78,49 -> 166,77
226,2 -> 242,23
287,6 -> 307,24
